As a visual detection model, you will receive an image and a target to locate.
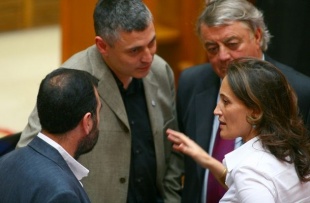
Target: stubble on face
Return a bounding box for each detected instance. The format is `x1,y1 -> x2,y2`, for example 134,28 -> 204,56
104,23 -> 157,89
74,118 -> 99,159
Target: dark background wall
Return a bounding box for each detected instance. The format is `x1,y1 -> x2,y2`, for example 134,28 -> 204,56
256,0 -> 310,77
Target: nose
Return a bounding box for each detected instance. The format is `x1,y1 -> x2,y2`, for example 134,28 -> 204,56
213,103 -> 221,116
218,46 -> 231,61
142,47 -> 155,63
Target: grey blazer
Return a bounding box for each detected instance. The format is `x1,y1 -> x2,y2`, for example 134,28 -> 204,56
0,136 -> 90,203
17,45 -> 178,203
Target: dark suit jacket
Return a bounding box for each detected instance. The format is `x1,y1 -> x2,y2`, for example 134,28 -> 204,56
0,136 -> 90,203
176,56 -> 310,203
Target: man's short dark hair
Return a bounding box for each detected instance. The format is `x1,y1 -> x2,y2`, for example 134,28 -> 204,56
37,68 -> 99,134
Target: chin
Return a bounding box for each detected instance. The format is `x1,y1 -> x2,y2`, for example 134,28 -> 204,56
220,132 -> 234,140
135,70 -> 150,78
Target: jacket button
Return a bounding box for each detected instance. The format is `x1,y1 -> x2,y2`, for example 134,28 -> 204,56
119,177 -> 126,183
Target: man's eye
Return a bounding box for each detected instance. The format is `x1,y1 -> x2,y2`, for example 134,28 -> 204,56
130,48 -> 139,53
227,42 -> 239,50
206,47 -> 218,54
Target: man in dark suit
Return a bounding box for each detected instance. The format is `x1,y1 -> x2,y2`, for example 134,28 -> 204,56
164,0 -> 310,202
0,68 -> 101,202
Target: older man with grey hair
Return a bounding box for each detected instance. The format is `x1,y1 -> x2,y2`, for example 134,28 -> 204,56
164,0 -> 310,202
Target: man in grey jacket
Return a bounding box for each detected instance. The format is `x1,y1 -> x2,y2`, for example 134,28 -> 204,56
17,0 -> 178,202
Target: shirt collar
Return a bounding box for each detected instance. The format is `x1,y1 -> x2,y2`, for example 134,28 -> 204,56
37,132 -> 89,181
110,71 -> 142,95
223,136 -> 263,172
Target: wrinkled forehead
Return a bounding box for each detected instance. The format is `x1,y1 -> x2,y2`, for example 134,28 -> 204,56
199,21 -> 254,41
200,20 -> 253,35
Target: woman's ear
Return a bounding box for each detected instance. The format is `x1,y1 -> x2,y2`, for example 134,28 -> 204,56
251,108 -> 262,120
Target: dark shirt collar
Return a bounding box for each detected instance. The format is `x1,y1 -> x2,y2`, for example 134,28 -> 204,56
110,69 -> 142,95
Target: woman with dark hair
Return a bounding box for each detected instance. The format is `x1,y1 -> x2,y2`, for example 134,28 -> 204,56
167,58 -> 310,202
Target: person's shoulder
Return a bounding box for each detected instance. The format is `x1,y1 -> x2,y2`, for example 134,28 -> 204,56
63,45 -> 97,62
61,45 -> 101,70
152,54 -> 168,66
0,145 -> 64,183
0,146 -> 30,165
149,55 -> 175,82
150,54 -> 172,74
0,145 -> 84,201
178,63 -> 216,90
59,45 -> 105,80
266,56 -> 310,95
232,140 -> 286,176
266,56 -> 310,84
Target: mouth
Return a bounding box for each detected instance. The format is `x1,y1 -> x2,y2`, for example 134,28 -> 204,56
219,121 -> 226,127
138,65 -> 151,71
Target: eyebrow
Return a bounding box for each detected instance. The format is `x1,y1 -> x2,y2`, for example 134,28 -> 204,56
203,41 -> 217,50
204,40 -> 216,46
149,35 -> 156,44
127,35 -> 156,51
204,36 -> 241,47
219,93 -> 230,103
222,36 -> 240,44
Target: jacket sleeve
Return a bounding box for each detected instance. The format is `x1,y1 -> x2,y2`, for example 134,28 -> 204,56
16,105 -> 41,148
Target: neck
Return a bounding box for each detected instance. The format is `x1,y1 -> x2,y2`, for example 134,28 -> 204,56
41,130 -> 77,157
122,77 -> 133,89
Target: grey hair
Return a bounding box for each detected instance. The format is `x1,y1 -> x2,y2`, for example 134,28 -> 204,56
93,0 -> 153,46
197,0 -> 271,51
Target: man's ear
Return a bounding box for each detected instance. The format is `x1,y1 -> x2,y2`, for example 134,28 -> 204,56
95,36 -> 109,56
82,112 -> 93,134
253,27 -> 263,47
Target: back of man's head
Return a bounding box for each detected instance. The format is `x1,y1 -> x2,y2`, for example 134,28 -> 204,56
37,68 -> 98,134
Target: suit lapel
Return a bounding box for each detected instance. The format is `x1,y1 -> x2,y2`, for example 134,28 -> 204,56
143,72 -> 160,135
195,79 -> 220,152
97,64 -> 130,130
194,76 -> 220,177
29,137 -> 69,170
143,71 -> 160,144
143,71 -> 166,178
85,47 -> 129,130
29,136 -> 90,200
